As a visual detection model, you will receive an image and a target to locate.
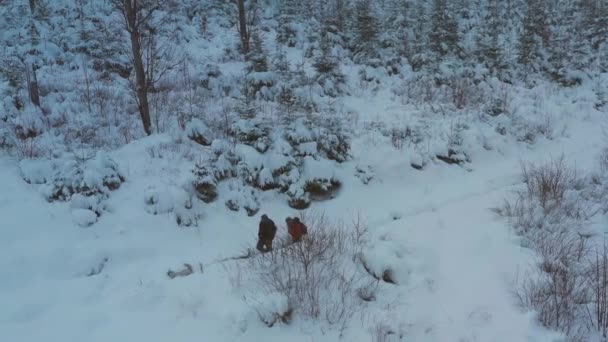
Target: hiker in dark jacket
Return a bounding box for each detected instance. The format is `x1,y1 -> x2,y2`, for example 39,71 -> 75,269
257,214 -> 277,252
286,216 -> 308,243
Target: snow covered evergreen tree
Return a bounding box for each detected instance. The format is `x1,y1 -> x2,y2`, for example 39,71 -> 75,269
352,0 -> 380,63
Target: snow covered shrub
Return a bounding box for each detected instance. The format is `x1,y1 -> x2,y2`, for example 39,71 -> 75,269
317,128 -> 350,163
41,154 -> 124,202
286,184 -> 311,210
584,243 -> 608,339
357,239 -> 405,285
515,230 -> 589,342
284,116 -> 350,163
174,194 -> 203,227
144,185 -> 203,227
71,193 -> 106,217
252,292 -> 293,327
185,118 -> 212,146
20,158 -> 57,184
19,153 -> 124,225
242,211 -> 370,329
224,181 -> 260,217
187,115 -> 349,213
436,122 -> 470,165
447,76 -> 480,110
303,178 -> 341,201
355,165 -> 374,185
12,106 -> 46,140
228,119 -> 271,152
192,162 -> 219,203
499,156 -> 608,341
313,35 -> 348,98
498,157 -> 592,236
144,185 -> 177,215
369,320 -> 403,342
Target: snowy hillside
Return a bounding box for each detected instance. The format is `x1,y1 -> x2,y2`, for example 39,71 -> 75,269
1,0 -> 608,341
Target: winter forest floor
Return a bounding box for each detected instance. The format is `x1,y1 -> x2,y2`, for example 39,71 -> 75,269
1,100 -> 606,341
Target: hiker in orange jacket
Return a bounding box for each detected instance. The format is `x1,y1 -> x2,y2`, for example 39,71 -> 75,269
286,216 -> 308,243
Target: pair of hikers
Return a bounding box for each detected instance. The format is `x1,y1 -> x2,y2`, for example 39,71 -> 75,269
257,214 -> 308,253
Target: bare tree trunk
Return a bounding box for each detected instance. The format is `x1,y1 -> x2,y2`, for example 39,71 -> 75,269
25,62 -> 40,107
237,0 -> 249,55
124,0 -> 152,135
29,0 -> 36,14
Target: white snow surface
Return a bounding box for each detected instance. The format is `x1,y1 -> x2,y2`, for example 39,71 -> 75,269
1,110 -> 605,341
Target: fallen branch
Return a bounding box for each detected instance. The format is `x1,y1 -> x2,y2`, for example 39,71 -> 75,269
167,263 -> 194,279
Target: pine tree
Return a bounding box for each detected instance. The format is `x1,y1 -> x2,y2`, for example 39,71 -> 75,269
352,0 -> 379,63
518,0 -> 549,70
429,0 -> 459,59
408,1 -> 431,70
314,24 -> 346,97
379,0 -> 412,74
582,0 -> 608,71
247,31 -> 269,74
276,0 -> 299,47
245,30 -> 273,100
477,0 -> 505,76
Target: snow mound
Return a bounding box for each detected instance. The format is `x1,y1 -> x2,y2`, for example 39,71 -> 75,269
71,208 -> 98,227
253,292 -> 292,327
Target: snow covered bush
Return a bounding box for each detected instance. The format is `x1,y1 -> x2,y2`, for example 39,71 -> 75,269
40,153 -> 124,202
19,153 -> 124,226
239,211 -> 373,329
228,119 -> 271,153
515,230 -> 589,342
355,165 -> 374,184
224,181 -> 260,217
185,118 -> 213,146
436,122 -> 470,165
144,185 -> 203,227
498,157 -> 593,237
12,106 -> 46,140
252,292 -> 293,327
499,155 -> 608,341
192,162 -> 219,203
286,184 -> 311,210
303,178 -> 341,201
189,115 -> 350,212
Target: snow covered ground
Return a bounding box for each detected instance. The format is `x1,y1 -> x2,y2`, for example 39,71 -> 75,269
1,103 -> 605,341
